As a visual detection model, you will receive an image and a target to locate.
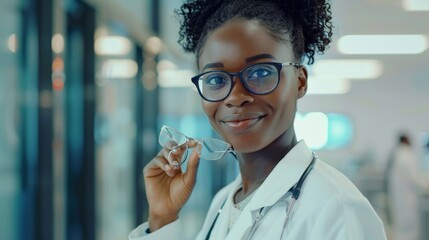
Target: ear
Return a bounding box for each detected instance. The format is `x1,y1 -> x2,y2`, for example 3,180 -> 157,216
297,66 -> 308,99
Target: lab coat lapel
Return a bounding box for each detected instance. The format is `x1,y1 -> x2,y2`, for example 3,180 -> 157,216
224,205 -> 253,240
209,177 -> 241,239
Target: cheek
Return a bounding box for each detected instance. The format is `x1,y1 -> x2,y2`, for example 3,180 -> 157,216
280,73 -> 299,103
271,76 -> 299,121
201,101 -> 218,125
202,102 -> 225,138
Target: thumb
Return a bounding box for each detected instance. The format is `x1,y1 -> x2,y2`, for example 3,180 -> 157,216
183,147 -> 201,186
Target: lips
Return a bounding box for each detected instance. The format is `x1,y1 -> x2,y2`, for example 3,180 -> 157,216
221,112 -> 266,131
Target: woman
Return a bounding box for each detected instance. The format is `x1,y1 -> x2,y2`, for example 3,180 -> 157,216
129,0 -> 387,239
388,134 -> 429,240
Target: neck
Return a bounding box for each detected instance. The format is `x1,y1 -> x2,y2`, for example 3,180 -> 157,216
235,131 -> 298,196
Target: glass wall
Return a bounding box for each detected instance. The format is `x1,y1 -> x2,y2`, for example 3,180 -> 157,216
0,0 -> 21,239
94,24 -> 138,240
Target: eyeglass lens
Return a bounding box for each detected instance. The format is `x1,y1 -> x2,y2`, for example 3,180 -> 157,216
197,63 -> 279,101
199,138 -> 230,160
158,126 -> 188,148
159,126 -> 189,164
159,126 -> 231,164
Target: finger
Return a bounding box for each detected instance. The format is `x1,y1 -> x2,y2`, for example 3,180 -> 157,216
163,140 -> 179,149
183,148 -> 201,186
158,147 -> 180,166
186,139 -> 199,148
144,155 -> 178,177
167,146 -> 188,166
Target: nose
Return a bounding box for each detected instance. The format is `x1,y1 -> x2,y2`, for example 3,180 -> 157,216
224,77 -> 254,107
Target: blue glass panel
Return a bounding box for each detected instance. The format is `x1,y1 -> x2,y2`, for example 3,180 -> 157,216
326,113 -> 353,149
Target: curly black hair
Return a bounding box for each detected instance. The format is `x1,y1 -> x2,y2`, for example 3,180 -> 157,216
176,0 -> 333,65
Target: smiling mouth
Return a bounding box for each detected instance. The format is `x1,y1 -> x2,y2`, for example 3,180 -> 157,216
224,118 -> 259,127
221,114 -> 266,130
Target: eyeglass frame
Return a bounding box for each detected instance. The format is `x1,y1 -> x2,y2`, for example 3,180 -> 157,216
159,125 -> 236,166
191,62 -> 302,102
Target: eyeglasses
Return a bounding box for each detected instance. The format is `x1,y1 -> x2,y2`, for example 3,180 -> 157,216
191,62 -> 302,102
158,125 -> 235,166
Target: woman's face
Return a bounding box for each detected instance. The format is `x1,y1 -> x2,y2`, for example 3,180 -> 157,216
198,18 -> 307,153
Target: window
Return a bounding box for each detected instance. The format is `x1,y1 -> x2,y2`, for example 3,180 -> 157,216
295,112 -> 353,150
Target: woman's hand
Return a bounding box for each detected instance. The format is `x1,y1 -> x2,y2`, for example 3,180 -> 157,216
143,141 -> 200,231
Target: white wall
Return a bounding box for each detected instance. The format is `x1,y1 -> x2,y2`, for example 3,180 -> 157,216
299,63 -> 429,170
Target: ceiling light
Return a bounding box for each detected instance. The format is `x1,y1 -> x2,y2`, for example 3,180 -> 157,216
145,36 -> 163,55
338,35 -> 428,54
157,60 -> 177,72
95,36 -> 132,56
403,0 -> 429,11
52,33 -> 64,54
313,59 -> 383,79
158,70 -> 195,88
306,77 -> 351,95
101,59 -> 138,79
295,112 -> 328,150
7,34 -> 17,53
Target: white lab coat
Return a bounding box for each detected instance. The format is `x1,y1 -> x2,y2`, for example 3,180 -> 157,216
129,141 -> 386,240
388,144 -> 429,240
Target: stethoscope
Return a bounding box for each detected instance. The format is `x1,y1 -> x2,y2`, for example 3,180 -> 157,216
205,152 -> 318,240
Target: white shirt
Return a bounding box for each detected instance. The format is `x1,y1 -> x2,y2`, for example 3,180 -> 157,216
129,140 -> 387,240
229,186 -> 257,231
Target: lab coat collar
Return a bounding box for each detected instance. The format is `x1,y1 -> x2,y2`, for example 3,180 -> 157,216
248,140 -> 313,210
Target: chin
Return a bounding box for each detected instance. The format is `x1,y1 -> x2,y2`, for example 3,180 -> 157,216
227,136 -> 267,154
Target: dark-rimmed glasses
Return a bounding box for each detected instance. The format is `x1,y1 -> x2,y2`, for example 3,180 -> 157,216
158,125 -> 235,166
191,62 -> 302,102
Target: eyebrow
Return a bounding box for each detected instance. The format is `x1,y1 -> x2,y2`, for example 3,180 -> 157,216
202,62 -> 224,71
245,53 -> 277,63
201,53 -> 277,71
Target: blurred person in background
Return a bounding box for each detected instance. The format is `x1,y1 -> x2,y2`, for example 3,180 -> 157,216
422,138 -> 429,171
387,133 -> 429,240
129,0 -> 387,239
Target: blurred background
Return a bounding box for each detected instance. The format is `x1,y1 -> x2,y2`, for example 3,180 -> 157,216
0,0 -> 428,239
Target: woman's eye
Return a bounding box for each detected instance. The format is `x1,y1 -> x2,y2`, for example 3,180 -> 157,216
249,68 -> 273,78
205,75 -> 227,86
